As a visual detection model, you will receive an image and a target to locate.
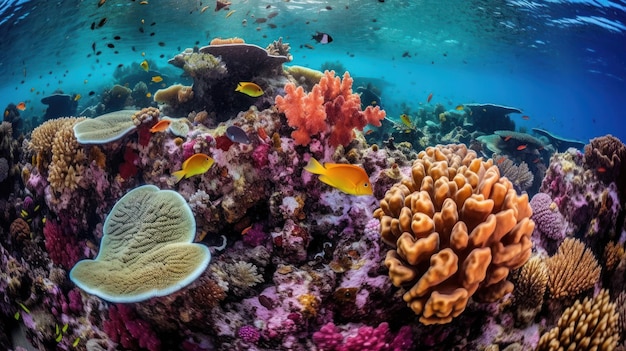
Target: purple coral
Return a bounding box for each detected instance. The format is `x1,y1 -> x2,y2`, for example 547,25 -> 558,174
238,325 -> 260,344
103,304 -> 161,351
312,322 -> 344,351
530,193 -> 567,241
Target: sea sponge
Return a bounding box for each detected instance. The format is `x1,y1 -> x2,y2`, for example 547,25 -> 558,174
70,185 -> 211,303
536,289 -> 618,351
373,144 -> 534,324
545,238 -> 601,299
153,84 -> 194,106
73,110 -> 137,144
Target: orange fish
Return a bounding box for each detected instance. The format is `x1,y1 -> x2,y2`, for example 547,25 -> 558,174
149,119 -> 171,133
517,144 -> 527,151
241,226 -> 253,235
172,153 -> 214,182
503,135 -> 512,142
597,167 -> 606,173
427,92 -> 433,103
304,158 -> 373,196
257,127 -> 268,140
522,115 -> 530,120
16,102 -> 26,111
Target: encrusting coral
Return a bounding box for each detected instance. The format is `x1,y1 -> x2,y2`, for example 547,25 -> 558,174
373,144 -> 534,324
275,70 -> 386,147
544,238 -> 601,299
536,289 -> 619,351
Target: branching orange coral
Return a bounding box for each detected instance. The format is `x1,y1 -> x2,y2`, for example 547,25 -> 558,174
536,289 -> 618,351
373,144 -> 534,324
545,238 -> 601,299
275,70 -> 386,147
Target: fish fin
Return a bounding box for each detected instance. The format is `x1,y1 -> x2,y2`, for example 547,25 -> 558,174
303,158 -> 326,175
235,83 -> 242,92
172,170 -> 186,183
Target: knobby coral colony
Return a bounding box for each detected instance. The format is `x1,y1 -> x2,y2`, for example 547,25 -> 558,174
0,37 -> 625,351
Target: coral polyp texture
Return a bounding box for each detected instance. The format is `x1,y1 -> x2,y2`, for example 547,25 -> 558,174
373,144 -> 534,324
536,289 -> 619,351
69,184 -> 211,303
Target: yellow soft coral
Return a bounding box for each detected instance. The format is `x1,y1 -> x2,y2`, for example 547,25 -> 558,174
373,144 -> 534,324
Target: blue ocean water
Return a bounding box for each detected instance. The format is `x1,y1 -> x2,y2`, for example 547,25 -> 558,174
0,0 -> 624,142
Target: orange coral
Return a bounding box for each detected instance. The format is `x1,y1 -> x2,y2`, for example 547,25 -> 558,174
373,144 -> 534,324
275,70 -> 386,147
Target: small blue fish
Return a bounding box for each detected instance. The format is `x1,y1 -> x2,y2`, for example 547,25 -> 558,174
226,125 -> 251,144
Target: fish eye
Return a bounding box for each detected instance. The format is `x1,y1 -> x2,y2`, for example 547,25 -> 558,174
364,183 -> 369,187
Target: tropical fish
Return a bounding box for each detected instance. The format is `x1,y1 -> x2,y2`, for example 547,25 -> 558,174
226,125 -> 251,144
399,114 -> 412,127
235,82 -> 264,97
257,126 -> 268,140
503,135 -> 512,141
140,60 -> 149,72
522,115 -> 530,120
149,119 -> 171,133
312,31 -> 333,44
517,144 -> 527,151
304,158 -> 373,196
201,6 -> 209,13
146,92 -> 152,98
455,104 -> 464,110
225,9 -> 236,18
16,102 -> 26,111
151,75 -> 163,83
98,0 -> 106,7
139,0 -> 148,4
172,153 -> 214,182
427,92 -> 433,103
74,94 -> 81,101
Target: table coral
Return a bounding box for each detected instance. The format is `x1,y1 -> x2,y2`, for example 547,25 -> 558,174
373,144 -> 534,324
275,70 -> 386,147
69,185 -> 211,303
536,289 -> 618,351
73,110 -> 137,144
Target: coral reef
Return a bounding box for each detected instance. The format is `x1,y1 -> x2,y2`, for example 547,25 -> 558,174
374,144 -> 534,324
510,256 -> 548,326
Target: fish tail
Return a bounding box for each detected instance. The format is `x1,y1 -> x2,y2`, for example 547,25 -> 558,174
303,158 -> 325,175
235,83 -> 242,92
172,170 -> 186,183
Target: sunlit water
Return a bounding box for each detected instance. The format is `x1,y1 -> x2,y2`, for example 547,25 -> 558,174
0,0 -> 624,142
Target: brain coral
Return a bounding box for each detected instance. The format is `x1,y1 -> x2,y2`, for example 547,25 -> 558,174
373,144 -> 534,324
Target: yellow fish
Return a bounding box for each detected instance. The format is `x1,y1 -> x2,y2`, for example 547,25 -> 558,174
151,75 -> 163,83
74,94 -> 81,101
455,104 -> 464,111
304,158 -> 373,196
140,60 -> 149,72
399,114 -> 412,127
235,82 -> 264,97
172,153 -> 214,183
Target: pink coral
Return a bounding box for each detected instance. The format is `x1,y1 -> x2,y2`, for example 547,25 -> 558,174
43,219 -> 82,270
103,304 -> 161,351
312,322 -> 411,351
275,70 -> 385,147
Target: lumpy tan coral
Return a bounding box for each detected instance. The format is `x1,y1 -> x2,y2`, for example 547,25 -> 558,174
373,144 -> 534,324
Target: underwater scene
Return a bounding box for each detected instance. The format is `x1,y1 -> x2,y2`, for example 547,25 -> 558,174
1,0 -> 626,350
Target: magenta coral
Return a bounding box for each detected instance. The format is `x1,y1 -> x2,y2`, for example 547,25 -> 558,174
238,325 -> 260,344
313,322 -> 409,351
43,219 -> 81,270
275,70 -> 386,147
103,304 -> 161,351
